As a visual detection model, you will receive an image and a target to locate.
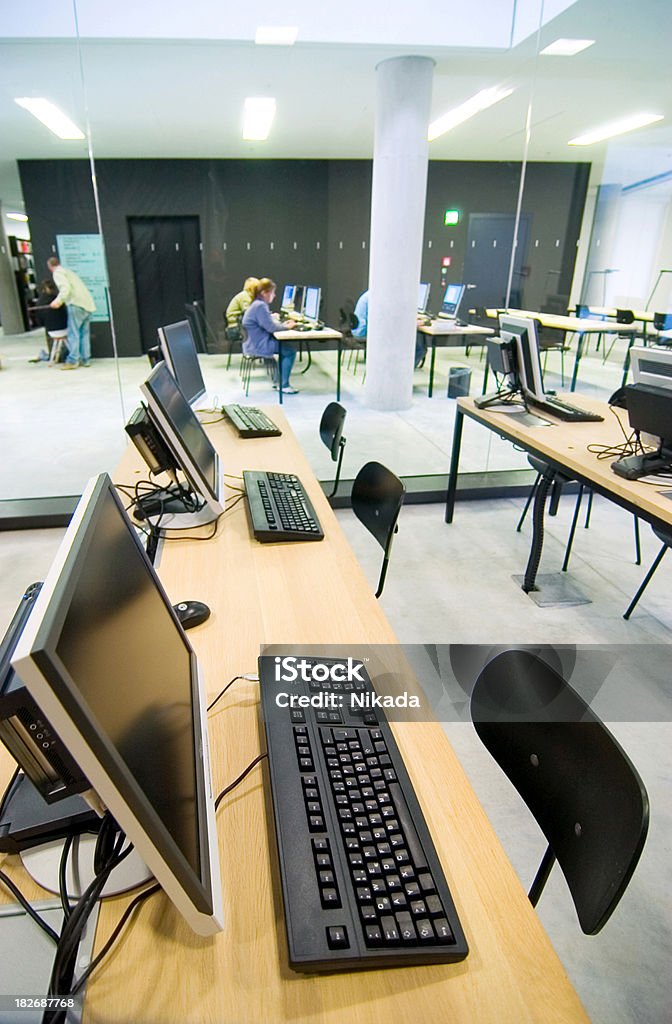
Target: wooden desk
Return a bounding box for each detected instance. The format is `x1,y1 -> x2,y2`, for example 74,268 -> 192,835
445,395 -> 672,592
275,326 -> 342,403
485,308 -> 639,390
417,322 -> 494,397
1,414 -> 589,1023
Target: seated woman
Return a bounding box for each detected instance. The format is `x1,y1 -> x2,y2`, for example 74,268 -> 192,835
226,276 -> 259,332
242,278 -> 299,394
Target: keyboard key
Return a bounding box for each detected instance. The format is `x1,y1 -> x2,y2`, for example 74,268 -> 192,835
327,926 -> 349,950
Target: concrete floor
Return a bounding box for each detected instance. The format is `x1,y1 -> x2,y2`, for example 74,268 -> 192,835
1,326 -> 670,1023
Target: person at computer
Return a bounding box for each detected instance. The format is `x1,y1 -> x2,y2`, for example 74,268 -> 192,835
225,277 -> 259,334
242,278 -> 299,394
353,288 -> 427,368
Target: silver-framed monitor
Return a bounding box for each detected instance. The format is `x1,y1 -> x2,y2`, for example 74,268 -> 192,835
281,284 -> 296,310
141,362 -> 225,530
303,286 -> 321,323
11,473 -> 224,936
158,320 -> 213,411
630,346 -> 672,391
499,314 -> 545,401
440,283 -> 466,318
418,283 -> 430,314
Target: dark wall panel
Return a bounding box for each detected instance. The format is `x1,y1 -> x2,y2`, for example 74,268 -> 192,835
19,157 -> 589,357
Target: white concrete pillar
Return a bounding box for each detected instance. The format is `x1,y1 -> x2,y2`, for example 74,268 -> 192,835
364,56 -> 434,411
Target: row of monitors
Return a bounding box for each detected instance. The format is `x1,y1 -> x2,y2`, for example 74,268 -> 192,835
281,283 -> 321,321
280,282 -> 466,319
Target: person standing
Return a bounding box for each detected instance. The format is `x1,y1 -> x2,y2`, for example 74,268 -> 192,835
242,278 -> 298,393
47,256 -> 96,369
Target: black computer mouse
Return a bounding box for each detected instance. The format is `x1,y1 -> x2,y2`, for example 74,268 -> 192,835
173,600 -> 211,630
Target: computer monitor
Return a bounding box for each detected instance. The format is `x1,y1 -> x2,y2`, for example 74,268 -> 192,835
281,284 -> 296,310
11,473 -> 224,936
499,314 -> 545,401
441,283 -> 466,318
141,362 -> 225,529
613,383 -> 672,479
303,286 -> 321,322
293,286 -> 305,317
158,320 -> 206,409
418,283 -> 431,313
630,346 -> 672,391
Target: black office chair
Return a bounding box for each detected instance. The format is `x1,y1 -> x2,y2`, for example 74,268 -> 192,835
535,317 -> 568,386
602,308 -> 636,364
239,327 -> 278,395
470,648 -> 649,934
351,461 -> 405,598
623,524 -> 672,620
319,402 -> 347,499
339,305 -> 365,373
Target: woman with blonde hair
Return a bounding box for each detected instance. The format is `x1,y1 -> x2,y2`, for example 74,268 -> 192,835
242,278 -> 299,394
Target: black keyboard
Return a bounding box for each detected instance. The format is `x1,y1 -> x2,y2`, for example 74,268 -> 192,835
528,395 -> 604,422
222,404 -> 281,438
259,655 -> 469,972
243,471 -> 324,542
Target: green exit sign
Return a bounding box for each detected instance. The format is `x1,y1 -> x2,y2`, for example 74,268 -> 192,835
444,209 -> 460,226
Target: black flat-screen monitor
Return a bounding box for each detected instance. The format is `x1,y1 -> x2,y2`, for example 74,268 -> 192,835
418,283 -> 430,313
499,314 -> 545,401
303,286 -> 321,322
158,320 -> 206,408
11,473 -> 224,935
293,286 -> 305,317
141,362 -> 224,528
441,283 -> 465,317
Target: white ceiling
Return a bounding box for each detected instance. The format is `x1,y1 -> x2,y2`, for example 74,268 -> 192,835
1,0 -> 670,218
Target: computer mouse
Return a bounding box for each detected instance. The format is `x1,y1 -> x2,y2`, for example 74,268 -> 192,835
173,600 -> 211,630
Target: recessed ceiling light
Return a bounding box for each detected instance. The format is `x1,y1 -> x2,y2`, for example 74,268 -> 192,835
569,112 -> 664,146
428,87 -> 514,141
14,97 -> 85,140
6,212 -> 29,222
242,98 -> 277,141
255,26 -> 298,45
540,38 -> 595,56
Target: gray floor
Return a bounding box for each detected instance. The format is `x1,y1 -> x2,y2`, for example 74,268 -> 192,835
1,326 -> 671,1022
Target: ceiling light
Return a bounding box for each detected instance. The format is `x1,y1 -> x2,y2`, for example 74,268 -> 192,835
569,113 -> 664,146
243,98 -> 276,141
428,87 -> 514,141
14,97 -> 85,140
540,38 -> 595,56
6,212 -> 29,222
255,26 -> 298,45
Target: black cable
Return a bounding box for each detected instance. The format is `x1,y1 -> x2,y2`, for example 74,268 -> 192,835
207,674 -> 257,713
69,883 -> 161,996
0,869 -> 60,944
215,753 -> 267,810
58,834 -> 74,922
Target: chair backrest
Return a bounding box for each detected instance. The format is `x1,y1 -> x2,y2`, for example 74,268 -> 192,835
653,311 -> 672,332
616,308 -> 634,325
351,461 -> 405,597
575,303 -> 590,318
470,649 -> 649,935
319,402 -> 347,462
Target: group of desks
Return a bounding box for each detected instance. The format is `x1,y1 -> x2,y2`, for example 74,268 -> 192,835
0,411 -> 591,1022
276,321 -> 494,402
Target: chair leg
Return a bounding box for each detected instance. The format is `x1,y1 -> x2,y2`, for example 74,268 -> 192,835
623,543 -> 668,620
634,516 -> 641,566
562,484 -> 584,572
375,554 -> 390,599
528,845 -> 556,907
584,489 -> 593,528
517,473 -> 541,532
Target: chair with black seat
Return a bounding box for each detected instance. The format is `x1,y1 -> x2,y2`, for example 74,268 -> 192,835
535,317 -> 568,386
339,305 -> 365,373
652,312 -> 672,346
470,648 -> 649,934
239,326 -> 278,396
603,308 -> 636,364
623,524 -> 672,619
351,461 -> 405,598
319,402 -> 347,499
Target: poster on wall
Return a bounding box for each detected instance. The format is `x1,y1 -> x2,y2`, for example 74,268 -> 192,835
56,234 -> 109,322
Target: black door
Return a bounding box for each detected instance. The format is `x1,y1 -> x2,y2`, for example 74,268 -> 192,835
463,213 -> 531,310
128,215 -> 204,352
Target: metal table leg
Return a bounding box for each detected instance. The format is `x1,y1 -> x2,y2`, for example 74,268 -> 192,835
444,406 -> 464,523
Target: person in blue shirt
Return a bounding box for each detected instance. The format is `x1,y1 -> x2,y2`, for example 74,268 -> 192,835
242,278 -> 298,393
352,288 -> 427,368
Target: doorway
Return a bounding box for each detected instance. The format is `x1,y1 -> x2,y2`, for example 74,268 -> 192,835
128,215 -> 205,352
463,213 -> 531,310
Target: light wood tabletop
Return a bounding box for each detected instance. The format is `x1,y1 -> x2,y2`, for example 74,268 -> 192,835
1,411 -> 589,1024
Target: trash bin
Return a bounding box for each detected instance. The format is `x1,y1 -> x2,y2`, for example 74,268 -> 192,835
447,366 -> 471,398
